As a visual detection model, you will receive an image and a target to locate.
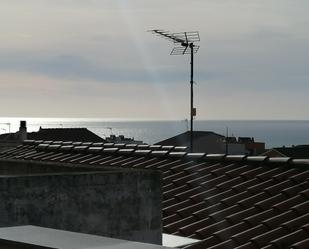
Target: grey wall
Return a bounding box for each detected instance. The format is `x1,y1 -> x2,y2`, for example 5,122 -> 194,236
0,168 -> 162,244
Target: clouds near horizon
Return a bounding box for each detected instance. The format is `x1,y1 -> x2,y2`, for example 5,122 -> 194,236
1,0 -> 309,119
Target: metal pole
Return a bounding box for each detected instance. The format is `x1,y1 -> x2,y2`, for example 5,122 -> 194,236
190,43 -> 194,152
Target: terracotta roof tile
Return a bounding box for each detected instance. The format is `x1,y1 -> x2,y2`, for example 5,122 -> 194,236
264,180 -> 295,195
177,201 -> 208,218
192,203 -> 226,219
162,214 -> 181,225
262,210 -> 298,229
164,216 -> 197,234
244,209 -> 278,227
174,186 -> 203,201
213,222 -> 251,243
184,236 -> 220,249
250,227 -> 288,248
247,179 -> 276,194
281,213 -> 309,232
216,177 -> 245,191
254,193 -> 287,211
208,238 -> 238,249
231,178 -> 261,193
225,207 -> 257,225
231,224 -> 270,245
256,168 -> 284,181
281,181 -> 309,197
237,192 -> 270,208
179,218 -> 215,236
239,166 -> 264,180
89,155 -> 112,165
208,205 -> 242,222
163,198 -> 178,207
189,219 -> 229,238
220,191 -> 251,207
290,200 -> 309,216
272,195 -> 306,212
163,199 -> 192,216
163,185 -> 189,200
204,190 -> 235,206
234,242 -> 257,249
269,227 -> 309,249
290,237 -> 309,249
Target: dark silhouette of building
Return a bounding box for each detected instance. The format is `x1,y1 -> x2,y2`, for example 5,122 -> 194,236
263,144 -> 309,159
0,121 -> 105,152
27,127 -> 105,143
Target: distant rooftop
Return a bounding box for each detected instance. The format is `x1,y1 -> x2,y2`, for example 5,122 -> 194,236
156,131 -> 225,146
0,128 -> 105,143
273,145 -> 309,159
28,127 -> 105,142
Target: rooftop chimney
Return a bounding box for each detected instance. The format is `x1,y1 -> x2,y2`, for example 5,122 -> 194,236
18,120 -> 27,141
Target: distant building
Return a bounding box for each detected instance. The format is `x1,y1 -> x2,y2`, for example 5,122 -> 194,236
28,127 -> 105,143
156,131 -> 224,153
262,144 -> 309,159
105,134 -> 145,145
238,137 -> 265,155
156,131 -> 246,154
0,121 -> 105,152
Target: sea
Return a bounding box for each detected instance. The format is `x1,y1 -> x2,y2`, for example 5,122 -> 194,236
1,118 -> 309,149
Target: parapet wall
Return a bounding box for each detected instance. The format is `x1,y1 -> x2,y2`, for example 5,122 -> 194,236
0,165 -> 162,244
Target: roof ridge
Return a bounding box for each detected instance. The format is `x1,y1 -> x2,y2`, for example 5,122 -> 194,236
20,140 -> 309,168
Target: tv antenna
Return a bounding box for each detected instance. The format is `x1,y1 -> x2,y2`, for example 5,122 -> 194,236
0,123 -> 11,133
150,29 -> 200,152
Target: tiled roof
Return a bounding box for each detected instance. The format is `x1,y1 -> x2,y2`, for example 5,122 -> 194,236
270,145 -> 309,159
2,140 -> 309,249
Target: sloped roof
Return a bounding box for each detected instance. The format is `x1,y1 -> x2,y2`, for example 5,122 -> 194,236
27,128 -> 105,143
1,140 -> 309,249
156,131 -> 225,146
271,145 -> 309,159
0,133 -> 17,141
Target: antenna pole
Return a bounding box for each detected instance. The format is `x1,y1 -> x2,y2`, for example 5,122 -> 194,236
150,29 -> 200,152
190,43 -> 194,153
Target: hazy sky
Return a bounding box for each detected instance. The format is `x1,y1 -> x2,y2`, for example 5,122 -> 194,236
1,0 -> 309,119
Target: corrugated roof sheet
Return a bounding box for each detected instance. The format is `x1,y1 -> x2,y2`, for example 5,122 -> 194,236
1,140 -> 309,249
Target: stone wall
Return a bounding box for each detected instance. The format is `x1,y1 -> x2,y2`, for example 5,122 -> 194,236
0,161 -> 162,244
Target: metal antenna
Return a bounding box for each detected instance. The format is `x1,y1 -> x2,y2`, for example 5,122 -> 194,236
150,29 -> 200,152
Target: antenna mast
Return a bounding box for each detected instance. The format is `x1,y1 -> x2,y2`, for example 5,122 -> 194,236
150,29 -> 200,152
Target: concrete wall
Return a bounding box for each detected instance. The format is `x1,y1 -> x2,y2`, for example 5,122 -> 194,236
0,164 -> 162,244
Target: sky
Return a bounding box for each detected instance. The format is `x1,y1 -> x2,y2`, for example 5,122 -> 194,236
1,0 -> 309,120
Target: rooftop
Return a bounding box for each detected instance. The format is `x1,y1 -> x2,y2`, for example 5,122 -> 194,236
28,128 -> 105,142
269,145 -> 309,159
2,140 -> 309,249
0,128 -> 105,143
156,131 -> 225,147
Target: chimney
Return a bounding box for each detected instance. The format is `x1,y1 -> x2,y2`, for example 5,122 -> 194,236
19,120 -> 27,141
